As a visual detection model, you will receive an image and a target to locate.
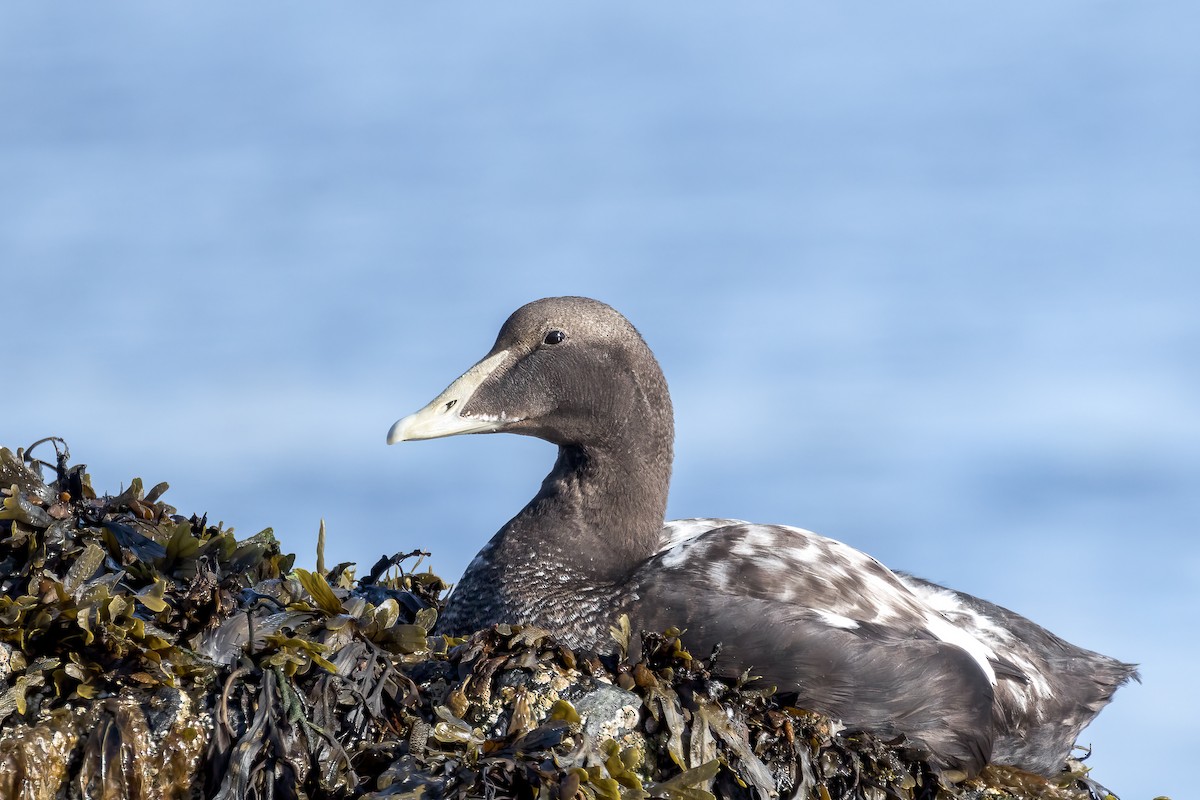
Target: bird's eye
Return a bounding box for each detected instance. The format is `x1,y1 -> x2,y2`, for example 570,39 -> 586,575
543,330 -> 566,345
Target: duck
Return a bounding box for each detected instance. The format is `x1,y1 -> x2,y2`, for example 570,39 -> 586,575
387,296 -> 1136,778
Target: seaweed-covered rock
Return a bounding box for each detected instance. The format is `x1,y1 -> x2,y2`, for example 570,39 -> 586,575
0,439 -> 1118,800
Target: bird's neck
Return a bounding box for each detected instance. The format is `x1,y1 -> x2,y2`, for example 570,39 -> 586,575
495,434 -> 673,584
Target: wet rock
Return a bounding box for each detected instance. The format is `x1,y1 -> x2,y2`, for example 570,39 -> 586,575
565,680 -> 642,742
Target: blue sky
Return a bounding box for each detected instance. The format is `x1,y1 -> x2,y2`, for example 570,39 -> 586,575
3,4 -> 1197,797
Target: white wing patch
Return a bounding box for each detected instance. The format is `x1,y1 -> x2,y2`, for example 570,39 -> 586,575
815,609 -> 861,630
655,518 -> 999,684
900,576 -> 1054,706
659,518 -> 746,551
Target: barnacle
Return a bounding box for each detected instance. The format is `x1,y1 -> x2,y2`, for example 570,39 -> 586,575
0,440 -> 1127,800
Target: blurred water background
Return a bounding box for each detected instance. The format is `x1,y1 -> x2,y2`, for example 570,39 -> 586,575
3,4 -> 1197,797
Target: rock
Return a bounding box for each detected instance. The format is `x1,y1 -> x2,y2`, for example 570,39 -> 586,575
566,680 -> 642,742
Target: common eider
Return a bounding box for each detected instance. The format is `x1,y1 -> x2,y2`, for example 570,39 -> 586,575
387,296 -> 1136,778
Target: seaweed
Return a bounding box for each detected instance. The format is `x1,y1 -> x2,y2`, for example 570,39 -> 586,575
0,439 -> 1124,800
